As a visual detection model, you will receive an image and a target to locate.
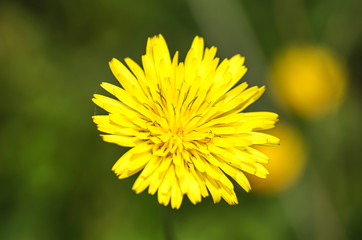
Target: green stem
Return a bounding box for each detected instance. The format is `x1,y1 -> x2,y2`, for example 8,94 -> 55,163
162,207 -> 176,240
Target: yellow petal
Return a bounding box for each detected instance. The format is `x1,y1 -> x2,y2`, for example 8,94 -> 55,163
170,181 -> 183,209
101,135 -> 140,147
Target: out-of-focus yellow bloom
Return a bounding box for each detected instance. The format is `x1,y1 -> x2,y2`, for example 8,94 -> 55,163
92,34 -> 279,209
271,46 -> 347,119
250,123 -> 306,194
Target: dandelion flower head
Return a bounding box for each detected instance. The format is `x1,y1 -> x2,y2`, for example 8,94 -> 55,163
93,34 -> 279,209
250,123 -> 306,194
271,45 -> 347,119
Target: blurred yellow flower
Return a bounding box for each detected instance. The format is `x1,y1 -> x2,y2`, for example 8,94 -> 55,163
92,34 -> 279,209
271,46 -> 347,119
250,123 -> 306,194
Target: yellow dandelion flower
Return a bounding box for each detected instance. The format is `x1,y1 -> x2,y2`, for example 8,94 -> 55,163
271,46 -> 347,119
250,123 -> 306,194
92,34 -> 279,209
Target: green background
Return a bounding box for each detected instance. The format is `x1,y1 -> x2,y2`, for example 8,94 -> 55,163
1,0 -> 361,239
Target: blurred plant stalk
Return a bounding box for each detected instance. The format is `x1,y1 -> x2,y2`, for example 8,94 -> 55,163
186,0 -> 267,86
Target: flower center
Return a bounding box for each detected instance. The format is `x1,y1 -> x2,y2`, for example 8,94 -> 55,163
168,134 -> 183,154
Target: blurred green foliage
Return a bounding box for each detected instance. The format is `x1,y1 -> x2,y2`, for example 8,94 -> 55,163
0,0 -> 361,239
